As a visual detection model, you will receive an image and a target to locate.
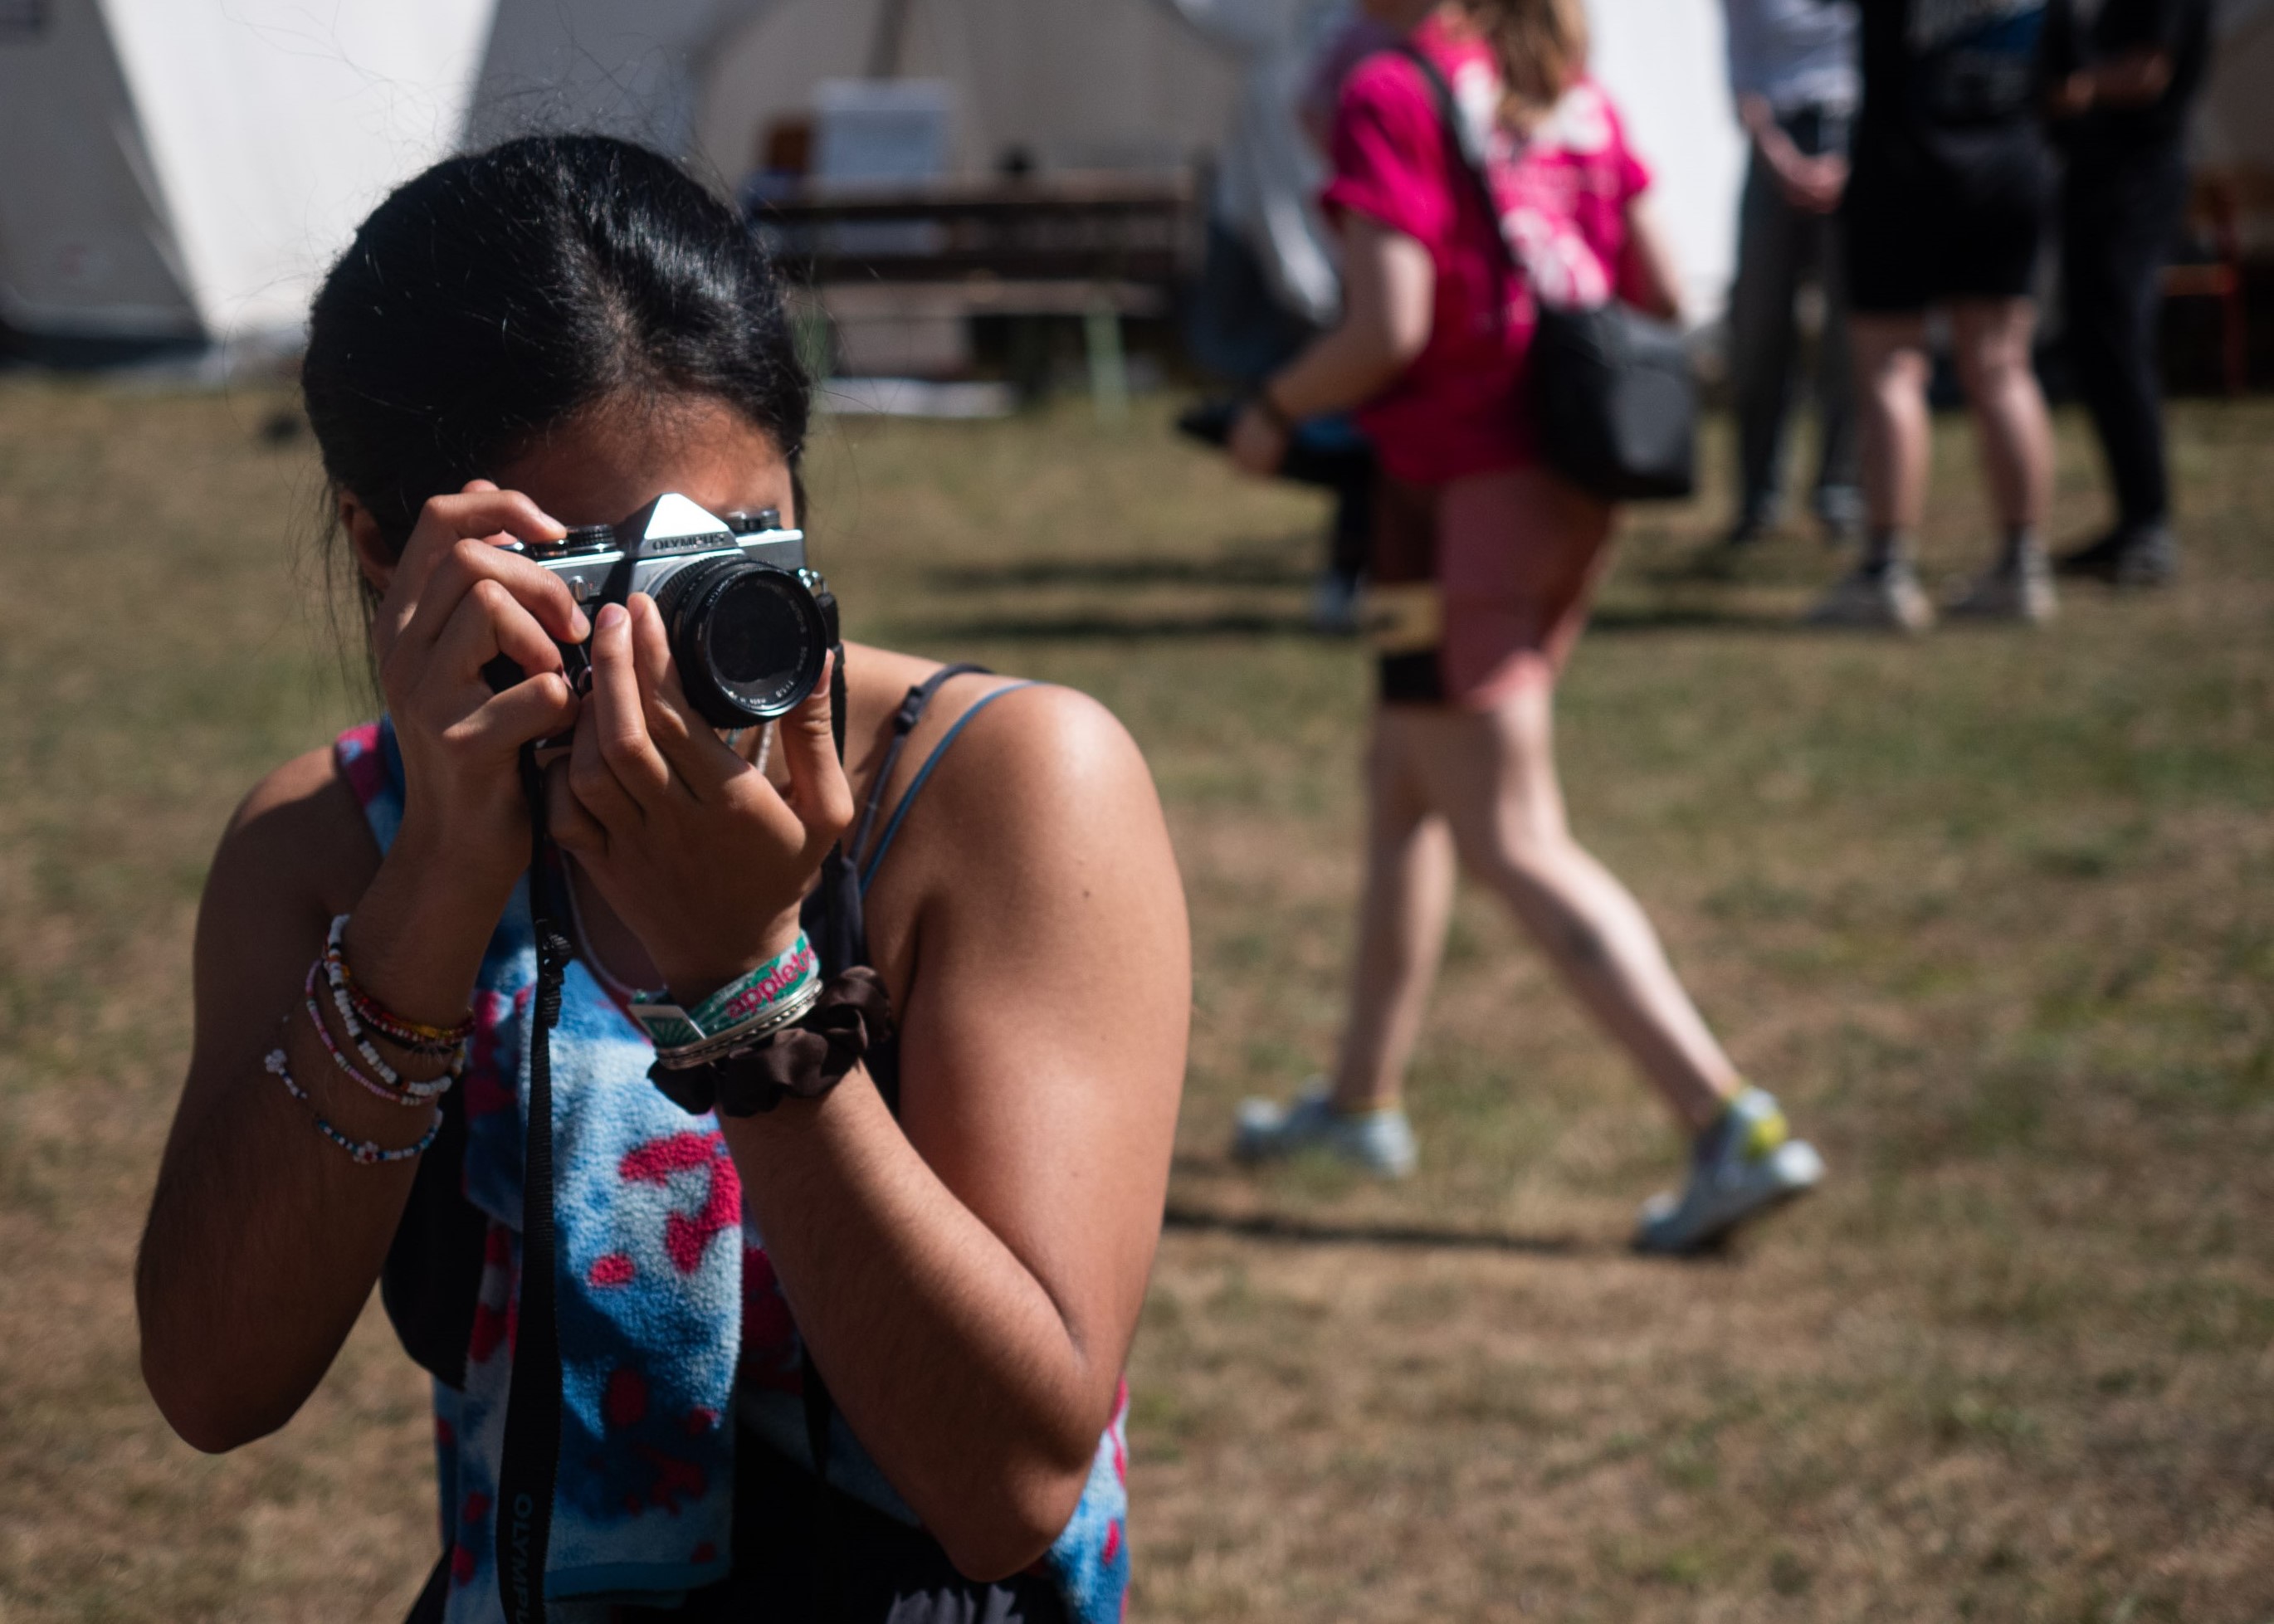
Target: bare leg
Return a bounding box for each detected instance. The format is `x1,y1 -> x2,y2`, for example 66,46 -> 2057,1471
1401,675 -> 1740,1132
1852,312 -> 1933,539
1949,298 -> 2052,537
1330,714 -> 1458,1113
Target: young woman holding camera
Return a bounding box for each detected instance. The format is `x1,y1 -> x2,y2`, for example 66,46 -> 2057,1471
136,135 -> 1188,1623
1226,0 -> 1824,1251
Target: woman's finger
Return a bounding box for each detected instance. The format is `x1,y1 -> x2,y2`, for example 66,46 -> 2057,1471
627,593 -> 742,795
567,694 -> 646,836
774,651 -> 856,853
542,754 -> 610,860
379,485 -> 573,651
397,534 -> 589,667
587,601 -> 674,804
463,664 -> 582,750
420,575 -> 572,698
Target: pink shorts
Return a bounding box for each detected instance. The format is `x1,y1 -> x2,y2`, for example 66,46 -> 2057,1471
1374,466 -> 1615,710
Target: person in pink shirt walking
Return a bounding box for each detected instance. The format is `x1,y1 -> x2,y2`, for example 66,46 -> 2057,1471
1223,0 -> 1823,1253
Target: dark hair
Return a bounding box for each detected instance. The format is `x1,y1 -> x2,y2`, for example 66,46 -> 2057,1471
302,134 -> 808,555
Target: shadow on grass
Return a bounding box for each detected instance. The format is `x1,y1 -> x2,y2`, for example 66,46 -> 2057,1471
1585,602 -> 1803,635
1163,1201 -> 1589,1257
888,610 -> 1329,641
928,551 -> 1315,593
894,604 -> 1816,641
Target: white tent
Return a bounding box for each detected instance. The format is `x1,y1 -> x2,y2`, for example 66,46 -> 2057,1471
466,0 -> 768,163
0,0 -> 489,347
695,0 -> 1241,184
0,0 -> 756,349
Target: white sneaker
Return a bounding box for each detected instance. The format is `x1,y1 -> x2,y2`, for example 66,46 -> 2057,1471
1945,549 -> 2057,623
1804,561 -> 1935,633
1232,1079 -> 1418,1178
1633,1087 -> 1823,1255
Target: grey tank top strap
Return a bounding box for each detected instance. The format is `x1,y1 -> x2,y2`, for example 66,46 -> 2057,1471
856,676 -> 1039,890
803,662 -> 1035,983
845,661 -> 994,876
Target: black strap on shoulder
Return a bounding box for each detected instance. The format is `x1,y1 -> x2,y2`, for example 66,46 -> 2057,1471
847,662 -> 992,874
1393,43 -> 1522,289
496,745 -> 572,1624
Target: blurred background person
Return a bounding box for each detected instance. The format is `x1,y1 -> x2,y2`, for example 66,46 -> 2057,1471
1721,0 -> 1864,549
1220,0 -> 1825,1253
1812,0 -> 2060,631
2045,0 -> 2215,588
1169,0 -> 1385,630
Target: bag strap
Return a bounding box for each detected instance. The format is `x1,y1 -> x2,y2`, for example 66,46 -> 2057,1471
1390,43 -> 1524,290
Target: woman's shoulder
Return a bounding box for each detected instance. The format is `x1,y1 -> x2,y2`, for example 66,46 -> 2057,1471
208,738 -> 383,914
1336,39 -> 1437,128
857,656 -> 1161,875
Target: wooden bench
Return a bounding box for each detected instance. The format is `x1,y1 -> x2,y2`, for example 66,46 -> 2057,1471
750,171 -> 1203,413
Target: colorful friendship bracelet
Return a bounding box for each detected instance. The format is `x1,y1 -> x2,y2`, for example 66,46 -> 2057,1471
647,976 -> 827,1070
266,1044 -> 440,1166
321,917 -> 468,1090
688,934 -> 820,1034
323,914 -> 474,1056
627,933 -> 821,1053
301,963 -> 448,1106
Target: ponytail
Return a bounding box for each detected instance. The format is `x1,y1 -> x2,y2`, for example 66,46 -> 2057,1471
1463,0 -> 1589,129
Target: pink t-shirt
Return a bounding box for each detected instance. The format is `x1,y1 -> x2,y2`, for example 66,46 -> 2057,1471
1323,20 -> 1653,485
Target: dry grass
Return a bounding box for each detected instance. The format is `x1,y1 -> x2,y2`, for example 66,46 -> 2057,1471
0,379 -> 2267,1622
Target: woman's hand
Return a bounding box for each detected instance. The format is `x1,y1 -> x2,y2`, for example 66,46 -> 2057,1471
1227,401 -> 1291,477
372,480 -> 588,905
1774,151 -> 1847,216
546,595 -> 854,1001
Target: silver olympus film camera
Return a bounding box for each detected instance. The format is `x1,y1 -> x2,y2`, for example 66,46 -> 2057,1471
490,492 -> 836,728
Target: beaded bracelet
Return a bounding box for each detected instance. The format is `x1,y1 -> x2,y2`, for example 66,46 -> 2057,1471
302,963 -> 448,1105
647,977 -> 827,1070
321,917 -> 468,1090
323,914 -> 474,1056
266,1044 -> 440,1165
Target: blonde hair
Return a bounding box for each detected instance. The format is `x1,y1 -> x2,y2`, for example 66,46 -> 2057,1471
1463,0 -> 1589,128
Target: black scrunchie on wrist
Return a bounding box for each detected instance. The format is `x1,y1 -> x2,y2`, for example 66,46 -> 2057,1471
650,968 -> 895,1118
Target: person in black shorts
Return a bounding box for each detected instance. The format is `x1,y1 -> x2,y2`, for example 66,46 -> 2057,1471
2045,0 -> 2214,588
1810,0 -> 2060,630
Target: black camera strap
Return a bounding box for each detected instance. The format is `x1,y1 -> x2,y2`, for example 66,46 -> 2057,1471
495,742 -> 569,1624
493,634 -> 848,1624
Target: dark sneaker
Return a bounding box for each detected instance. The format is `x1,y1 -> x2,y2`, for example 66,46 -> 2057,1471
2055,526 -> 2178,588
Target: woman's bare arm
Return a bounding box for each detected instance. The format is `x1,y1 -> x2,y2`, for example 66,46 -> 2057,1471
1621,193 -> 1686,323
1228,213 -> 1434,473
139,754 -> 436,1447
718,685 -> 1189,1579
139,487 -> 589,1450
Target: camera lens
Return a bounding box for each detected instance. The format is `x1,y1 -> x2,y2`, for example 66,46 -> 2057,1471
651,559 -> 828,727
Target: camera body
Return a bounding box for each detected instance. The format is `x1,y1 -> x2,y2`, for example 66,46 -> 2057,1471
493,492 -> 837,729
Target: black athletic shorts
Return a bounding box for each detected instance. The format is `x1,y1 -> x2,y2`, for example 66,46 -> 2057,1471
1842,134 -> 2050,313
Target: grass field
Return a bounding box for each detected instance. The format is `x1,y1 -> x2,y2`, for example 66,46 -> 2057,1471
0,378 -> 2268,1622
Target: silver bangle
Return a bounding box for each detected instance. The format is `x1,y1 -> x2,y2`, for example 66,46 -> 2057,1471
650,977 -> 826,1070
